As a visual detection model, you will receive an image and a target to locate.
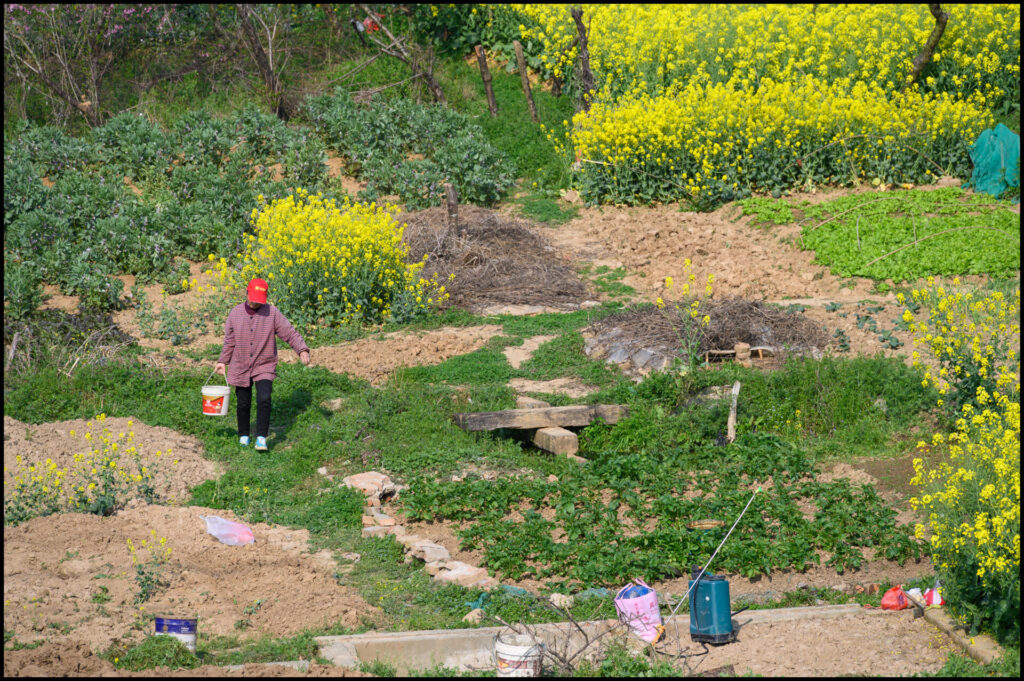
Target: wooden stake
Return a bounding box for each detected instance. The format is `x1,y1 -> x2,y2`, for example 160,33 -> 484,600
475,45 -> 498,117
513,40 -> 538,123
726,382 -> 741,444
443,182 -> 460,238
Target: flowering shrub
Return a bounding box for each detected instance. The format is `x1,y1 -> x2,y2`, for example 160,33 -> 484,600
212,189 -> 449,329
907,279 -> 1020,412
568,78 -> 992,208
516,4 -> 1018,207
655,258 -> 712,375
3,415 -> 173,526
906,280 -> 1020,644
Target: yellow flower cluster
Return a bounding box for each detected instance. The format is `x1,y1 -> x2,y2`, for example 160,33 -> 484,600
656,258 -> 713,370
126,529 -> 173,567
569,75 -> 991,204
906,279 -> 1020,400
515,4 -> 1015,205
906,279 -> 1019,637
4,416 -> 172,525
910,393 -> 1020,585
517,4 -> 1018,105
212,189 -> 450,328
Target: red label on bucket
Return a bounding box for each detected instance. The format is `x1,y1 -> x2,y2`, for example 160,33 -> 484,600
202,395 -> 224,414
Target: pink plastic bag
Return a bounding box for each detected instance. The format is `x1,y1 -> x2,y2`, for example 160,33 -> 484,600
200,515 -> 255,546
614,579 -> 665,643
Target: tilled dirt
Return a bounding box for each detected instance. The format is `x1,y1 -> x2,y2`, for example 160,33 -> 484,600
2,504 -> 380,655
3,415 -> 221,506
280,325 -> 504,386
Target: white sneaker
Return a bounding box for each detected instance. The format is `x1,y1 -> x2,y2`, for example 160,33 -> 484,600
255,436 -> 268,451
239,436 -> 250,447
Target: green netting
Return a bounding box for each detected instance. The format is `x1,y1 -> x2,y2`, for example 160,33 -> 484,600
964,123 -> 1020,203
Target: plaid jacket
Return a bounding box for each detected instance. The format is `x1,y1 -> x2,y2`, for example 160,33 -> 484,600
218,303 -> 309,386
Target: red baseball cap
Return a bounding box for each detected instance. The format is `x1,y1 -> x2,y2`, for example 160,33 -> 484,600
247,278 -> 269,304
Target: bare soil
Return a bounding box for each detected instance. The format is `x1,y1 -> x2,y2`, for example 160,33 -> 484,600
4,415 -> 222,506
2,503 -> 380,653
674,610 -> 954,676
279,325 -> 504,386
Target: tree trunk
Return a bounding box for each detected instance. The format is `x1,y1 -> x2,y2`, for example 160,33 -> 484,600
235,3 -> 286,119
514,40 -> 538,123
570,7 -> 595,112
475,45 -> 498,116
901,4 -> 948,93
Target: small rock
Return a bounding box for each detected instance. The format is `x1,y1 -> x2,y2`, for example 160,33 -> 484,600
560,189 -> 580,204
342,471 -> 396,501
374,515 -> 397,527
463,608 -> 487,624
317,466 -> 329,476
362,526 -> 391,538
830,582 -> 849,594
361,515 -> 376,527
434,562 -> 490,588
797,582 -> 810,590
409,540 -> 451,564
814,598 -> 825,606
396,534 -> 425,548
546,474 -> 559,483
801,272 -> 815,281
424,560 -> 447,576
549,593 -> 574,609
340,552 -> 360,563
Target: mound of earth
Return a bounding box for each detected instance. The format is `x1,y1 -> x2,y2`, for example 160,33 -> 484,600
282,325 -> 503,385
402,206 -> 592,313
4,416 -> 221,506
2,503 -> 380,654
582,298 -> 831,377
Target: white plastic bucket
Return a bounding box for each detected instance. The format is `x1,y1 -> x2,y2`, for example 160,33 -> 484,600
201,370 -> 230,417
154,616 -> 197,652
494,634 -> 543,677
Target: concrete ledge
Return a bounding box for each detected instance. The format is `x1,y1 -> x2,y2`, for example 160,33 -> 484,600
316,604 -> 893,673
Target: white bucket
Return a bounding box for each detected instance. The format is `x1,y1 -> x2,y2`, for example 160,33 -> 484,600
201,370 -> 230,417
154,616 -> 197,652
494,634 -> 543,678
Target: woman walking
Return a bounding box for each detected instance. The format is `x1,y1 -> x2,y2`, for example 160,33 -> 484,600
215,278 -> 310,451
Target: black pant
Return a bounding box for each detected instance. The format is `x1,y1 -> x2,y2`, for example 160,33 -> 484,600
236,379 -> 272,439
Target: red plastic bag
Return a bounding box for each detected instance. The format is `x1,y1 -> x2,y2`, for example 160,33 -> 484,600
200,515 -> 255,546
881,585 -> 909,610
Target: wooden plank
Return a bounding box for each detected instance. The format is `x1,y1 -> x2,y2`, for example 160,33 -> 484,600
516,396 -> 550,409
532,427 -> 579,455
454,405 -> 628,432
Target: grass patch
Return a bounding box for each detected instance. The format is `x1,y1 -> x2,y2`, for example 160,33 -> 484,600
798,188 -> 1020,280
513,192 -> 580,225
